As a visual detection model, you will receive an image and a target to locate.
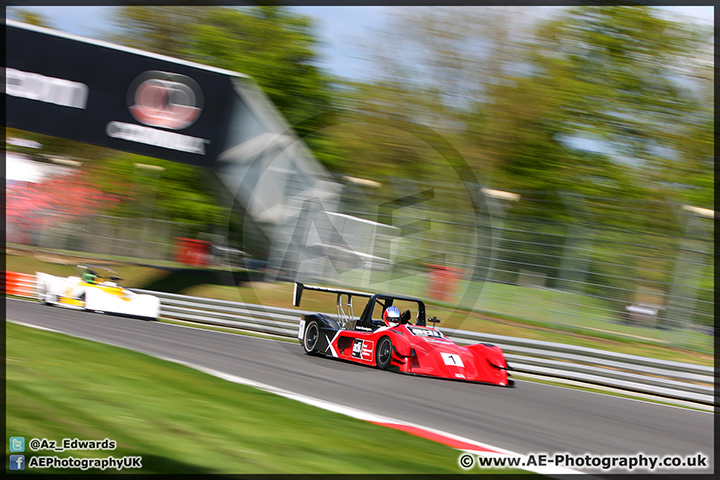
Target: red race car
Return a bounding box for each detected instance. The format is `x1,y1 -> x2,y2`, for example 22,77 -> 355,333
293,282 -> 514,387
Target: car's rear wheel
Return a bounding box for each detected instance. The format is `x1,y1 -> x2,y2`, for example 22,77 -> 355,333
303,320 -> 320,354
376,336 -> 393,370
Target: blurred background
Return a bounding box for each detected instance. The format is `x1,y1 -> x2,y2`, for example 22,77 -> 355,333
6,5 -> 714,354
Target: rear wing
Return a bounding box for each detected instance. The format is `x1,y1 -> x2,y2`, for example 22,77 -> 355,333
292,282 -> 372,307
293,282 -> 373,328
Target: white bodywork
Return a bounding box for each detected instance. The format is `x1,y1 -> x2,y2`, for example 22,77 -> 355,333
36,272 -> 161,320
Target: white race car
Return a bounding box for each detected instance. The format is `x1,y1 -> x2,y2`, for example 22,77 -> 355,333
36,265 -> 160,321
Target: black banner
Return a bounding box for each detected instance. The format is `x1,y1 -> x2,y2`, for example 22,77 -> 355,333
6,22 -> 242,168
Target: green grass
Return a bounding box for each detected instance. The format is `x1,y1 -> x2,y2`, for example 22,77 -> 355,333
8,243 -> 190,270
5,250 -> 169,287
7,322 -> 525,474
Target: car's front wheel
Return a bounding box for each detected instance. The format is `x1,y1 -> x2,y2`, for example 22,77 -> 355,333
376,336 -> 393,370
82,290 -> 104,314
303,320 -> 320,354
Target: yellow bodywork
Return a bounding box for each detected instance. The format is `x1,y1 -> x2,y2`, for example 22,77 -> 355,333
58,281 -> 131,306
58,296 -> 84,307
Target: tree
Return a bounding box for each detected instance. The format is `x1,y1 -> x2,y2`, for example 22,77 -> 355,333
110,6 -> 339,168
322,80 -> 444,181
9,8 -> 53,28
341,7 -> 544,185
86,153 -> 225,231
665,38 -> 714,209
527,7 -> 713,199
345,6 -> 712,205
109,6 -> 207,58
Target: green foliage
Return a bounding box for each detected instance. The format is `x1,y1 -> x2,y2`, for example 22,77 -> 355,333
527,7 -> 713,199
191,7 -> 336,138
109,6 -> 207,57
110,6 -> 339,170
344,6 -> 713,205
10,4 -> 713,294
11,6 -> 715,209
86,153 -> 224,230
693,264 -> 714,328
321,80 -> 463,183
8,8 -> 53,28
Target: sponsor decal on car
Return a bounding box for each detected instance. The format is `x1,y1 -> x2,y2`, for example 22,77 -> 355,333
441,352 -> 465,367
352,339 -> 374,361
352,339 -> 363,358
297,319 -> 306,340
407,326 -> 444,338
361,340 -> 374,361
423,337 -> 451,343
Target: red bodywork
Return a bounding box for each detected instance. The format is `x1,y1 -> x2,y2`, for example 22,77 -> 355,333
324,323 -> 511,386
295,282 -> 513,387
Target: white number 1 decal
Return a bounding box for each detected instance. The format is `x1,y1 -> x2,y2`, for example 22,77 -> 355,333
440,353 -> 464,367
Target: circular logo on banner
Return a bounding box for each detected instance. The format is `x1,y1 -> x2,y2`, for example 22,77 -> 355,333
127,71 -> 203,130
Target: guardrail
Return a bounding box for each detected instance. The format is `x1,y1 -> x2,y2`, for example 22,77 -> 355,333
5,272 -> 713,405
132,288 -> 714,406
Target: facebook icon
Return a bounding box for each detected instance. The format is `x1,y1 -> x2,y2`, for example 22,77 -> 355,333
10,455 -> 25,470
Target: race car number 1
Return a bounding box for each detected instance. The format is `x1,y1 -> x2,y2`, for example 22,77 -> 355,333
440,352 -> 464,367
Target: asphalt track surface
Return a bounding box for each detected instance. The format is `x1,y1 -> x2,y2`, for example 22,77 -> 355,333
7,298 -> 714,475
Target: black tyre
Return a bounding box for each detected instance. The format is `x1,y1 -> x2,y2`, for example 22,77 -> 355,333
79,292 -> 94,312
376,336 -> 393,370
303,320 -> 320,354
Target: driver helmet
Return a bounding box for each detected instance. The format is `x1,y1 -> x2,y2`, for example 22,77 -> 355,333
82,271 -> 96,284
383,306 -> 401,327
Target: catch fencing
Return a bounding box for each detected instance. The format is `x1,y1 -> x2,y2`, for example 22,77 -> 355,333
140,289 -> 714,405
280,186 -> 714,354
6,181 -> 714,353
5,274 -> 713,405
7,212 -> 201,262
